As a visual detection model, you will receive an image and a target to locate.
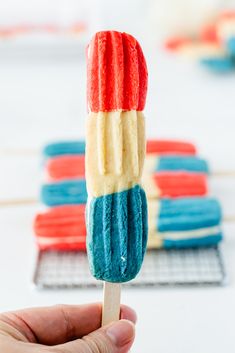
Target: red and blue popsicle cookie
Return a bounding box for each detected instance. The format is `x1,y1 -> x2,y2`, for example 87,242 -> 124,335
85,31 -> 148,285
148,197 -> 223,248
85,30 -> 149,326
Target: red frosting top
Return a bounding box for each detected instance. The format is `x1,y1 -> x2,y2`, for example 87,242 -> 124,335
200,24 -> 220,45
34,205 -> 86,238
47,155 -> 85,180
154,173 -> 207,198
219,10 -> 235,21
164,36 -> 192,51
146,140 -> 196,155
87,31 -> 148,112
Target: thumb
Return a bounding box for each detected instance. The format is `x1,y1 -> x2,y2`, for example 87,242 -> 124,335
56,319 -> 135,353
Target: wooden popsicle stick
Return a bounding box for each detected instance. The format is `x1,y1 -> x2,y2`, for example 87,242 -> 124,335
223,215 -> 235,222
212,170 -> 235,177
102,282 -> 121,326
2,147 -> 235,177
0,148 -> 39,156
0,197 -> 38,207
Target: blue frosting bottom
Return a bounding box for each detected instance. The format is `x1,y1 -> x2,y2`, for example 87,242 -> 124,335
86,185 -> 148,283
43,141 -> 85,158
200,57 -> 234,72
227,37 -> 235,56
157,156 -> 209,174
41,179 -> 87,206
158,197 -> 222,232
163,234 -> 223,248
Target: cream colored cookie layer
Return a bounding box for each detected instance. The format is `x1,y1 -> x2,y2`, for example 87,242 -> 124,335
147,200 -> 161,248
142,174 -> 161,198
147,226 -> 221,249
143,154 -> 159,175
37,236 -> 85,245
148,199 -> 160,230
147,234 -> 163,249
86,111 -> 145,197
179,43 -> 225,59
218,19 -> 235,39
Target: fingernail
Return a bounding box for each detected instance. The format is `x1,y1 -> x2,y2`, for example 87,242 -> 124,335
106,320 -> 135,347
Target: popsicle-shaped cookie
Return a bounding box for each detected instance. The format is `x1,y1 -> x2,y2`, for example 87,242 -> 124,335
85,31 -> 148,283
148,197 -> 222,248
34,197 -> 223,251
86,31 -> 148,325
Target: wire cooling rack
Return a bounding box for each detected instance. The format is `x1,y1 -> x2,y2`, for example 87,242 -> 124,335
33,247 -> 226,289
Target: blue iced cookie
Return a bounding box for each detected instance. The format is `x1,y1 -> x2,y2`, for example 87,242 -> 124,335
163,234 -> 223,248
158,197 -> 222,232
86,185 -> 148,283
43,141 -> 85,158
157,156 -> 209,174
227,37 -> 235,56
200,56 -> 234,72
41,179 -> 87,206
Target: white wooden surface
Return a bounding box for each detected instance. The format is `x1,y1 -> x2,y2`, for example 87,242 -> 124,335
0,50 -> 235,353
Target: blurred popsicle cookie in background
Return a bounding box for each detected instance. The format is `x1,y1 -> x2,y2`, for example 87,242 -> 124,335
217,10 -> 235,56
165,35 -> 234,72
34,205 -> 87,251
33,197 -> 223,251
147,197 -> 222,248
40,172 -> 208,207
164,9 -> 235,73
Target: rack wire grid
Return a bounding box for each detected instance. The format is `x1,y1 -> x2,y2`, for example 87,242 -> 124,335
33,246 -> 226,289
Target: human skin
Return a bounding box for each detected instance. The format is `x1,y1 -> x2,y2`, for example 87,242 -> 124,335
0,303 -> 136,353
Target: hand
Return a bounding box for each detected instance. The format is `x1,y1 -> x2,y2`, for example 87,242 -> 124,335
0,303 -> 136,353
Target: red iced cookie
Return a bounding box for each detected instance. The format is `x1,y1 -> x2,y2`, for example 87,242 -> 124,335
164,37 -> 193,51
146,140 -> 196,155
34,205 -> 86,250
87,31 -> 148,112
47,155 -> 85,180
154,172 -> 207,198
200,24 -> 220,44
218,10 -> 235,21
